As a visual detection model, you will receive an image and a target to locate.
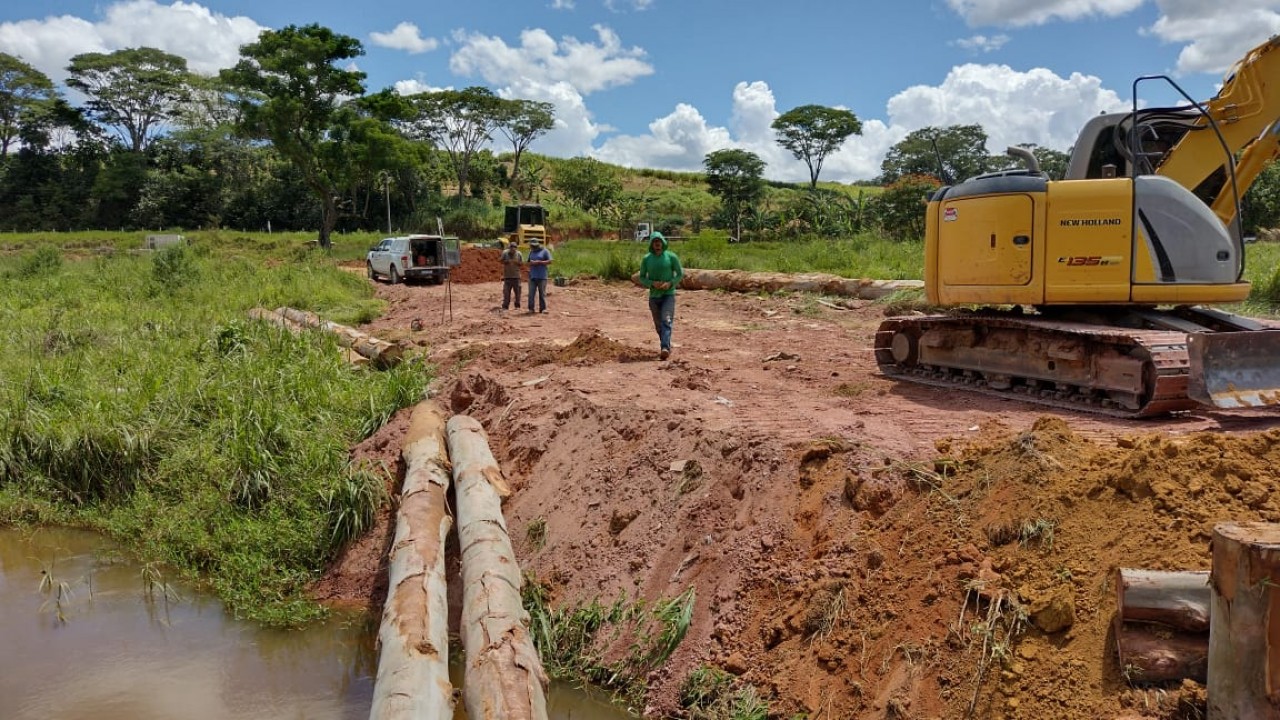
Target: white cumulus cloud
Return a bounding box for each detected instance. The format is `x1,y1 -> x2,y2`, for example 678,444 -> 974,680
1144,0 -> 1280,73
582,60 -> 1132,184
953,34 -> 1011,52
0,0 -> 263,82
449,25 -> 653,95
370,22 -> 438,54
887,63 -> 1129,155
946,0 -> 1145,26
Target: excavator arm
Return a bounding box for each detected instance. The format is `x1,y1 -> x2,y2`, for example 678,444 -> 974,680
1155,35 -> 1280,230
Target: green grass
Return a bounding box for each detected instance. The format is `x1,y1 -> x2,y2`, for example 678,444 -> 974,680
523,576 -> 698,709
551,233 -> 925,281
0,235 -> 427,625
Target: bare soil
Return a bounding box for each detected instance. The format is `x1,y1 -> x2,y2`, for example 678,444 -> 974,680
314,247 -> 1280,719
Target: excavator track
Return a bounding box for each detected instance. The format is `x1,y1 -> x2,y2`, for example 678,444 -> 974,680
875,313 -> 1200,418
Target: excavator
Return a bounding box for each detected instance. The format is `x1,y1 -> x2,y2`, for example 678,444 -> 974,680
876,35 -> 1280,417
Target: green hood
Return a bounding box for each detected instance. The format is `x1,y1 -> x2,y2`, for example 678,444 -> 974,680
648,232 -> 668,252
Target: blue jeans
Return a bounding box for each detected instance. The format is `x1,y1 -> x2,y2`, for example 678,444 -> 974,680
649,293 -> 675,351
528,278 -> 548,312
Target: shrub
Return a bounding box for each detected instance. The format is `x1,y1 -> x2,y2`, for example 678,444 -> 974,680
14,246 -> 63,279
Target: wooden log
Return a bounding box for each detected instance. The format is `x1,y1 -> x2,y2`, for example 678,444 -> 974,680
275,306 -> 403,368
1115,622 -> 1208,683
447,415 -> 547,720
1208,522 -> 1280,719
634,268 -> 923,300
1116,568 -> 1211,633
248,307 -> 306,333
369,401 -> 456,720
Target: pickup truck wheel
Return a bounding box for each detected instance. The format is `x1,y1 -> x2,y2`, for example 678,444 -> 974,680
366,262 -> 376,280
389,266 -> 401,285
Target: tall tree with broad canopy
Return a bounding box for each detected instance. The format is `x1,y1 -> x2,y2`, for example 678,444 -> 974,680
221,24 -> 366,249
552,156 -> 621,213
399,87 -> 503,199
879,124 -> 991,185
494,98 -> 555,200
65,47 -> 191,152
0,53 -> 57,156
704,148 -> 766,240
771,104 -> 862,191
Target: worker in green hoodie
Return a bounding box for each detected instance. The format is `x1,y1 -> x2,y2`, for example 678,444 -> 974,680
637,231 -> 684,360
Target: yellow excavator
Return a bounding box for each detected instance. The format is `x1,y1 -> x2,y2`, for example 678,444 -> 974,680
876,35 -> 1280,416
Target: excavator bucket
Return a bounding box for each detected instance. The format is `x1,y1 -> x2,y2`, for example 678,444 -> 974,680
1187,330 -> 1280,408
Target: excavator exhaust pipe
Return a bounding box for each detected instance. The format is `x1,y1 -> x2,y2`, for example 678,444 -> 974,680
1187,330 -> 1280,408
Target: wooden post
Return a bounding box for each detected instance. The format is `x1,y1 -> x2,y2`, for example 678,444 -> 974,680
1208,522 -> 1280,719
369,402 -> 456,720
447,415 -> 548,720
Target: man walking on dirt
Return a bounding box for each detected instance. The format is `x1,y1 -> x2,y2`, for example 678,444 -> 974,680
500,240 -> 523,310
638,231 -> 684,360
526,239 -> 553,313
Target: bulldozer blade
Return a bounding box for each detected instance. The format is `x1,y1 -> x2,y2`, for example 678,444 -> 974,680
1187,330 -> 1280,409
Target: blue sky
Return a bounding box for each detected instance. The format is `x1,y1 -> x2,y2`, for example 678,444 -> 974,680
2,0 -> 1279,182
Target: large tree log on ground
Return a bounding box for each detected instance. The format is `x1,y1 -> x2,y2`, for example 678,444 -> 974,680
248,307 -> 307,333
1116,568 -> 1211,633
275,306 -> 403,368
1115,622 -> 1208,684
447,415 -> 547,720
1208,522 -> 1280,719
653,269 -> 923,300
369,401 -> 456,720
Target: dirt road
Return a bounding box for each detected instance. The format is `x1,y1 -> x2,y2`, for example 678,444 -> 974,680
318,264 -> 1280,719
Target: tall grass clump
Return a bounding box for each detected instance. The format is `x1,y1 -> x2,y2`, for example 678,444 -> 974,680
9,245 -> 64,279
0,238 -> 427,625
679,665 -> 770,720
523,576 -> 698,708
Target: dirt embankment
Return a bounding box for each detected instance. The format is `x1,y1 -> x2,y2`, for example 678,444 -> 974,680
315,251 -> 1280,718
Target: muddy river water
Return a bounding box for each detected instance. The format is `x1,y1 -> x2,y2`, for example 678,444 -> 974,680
0,527 -> 633,720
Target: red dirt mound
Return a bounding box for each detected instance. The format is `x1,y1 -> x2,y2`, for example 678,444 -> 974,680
450,246 -> 503,284
314,276 -> 1280,718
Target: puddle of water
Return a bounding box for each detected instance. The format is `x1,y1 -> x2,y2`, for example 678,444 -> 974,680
0,527 -> 634,720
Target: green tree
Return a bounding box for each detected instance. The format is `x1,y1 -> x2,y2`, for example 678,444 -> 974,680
986,143 -> 1070,180
495,98 -> 555,200
66,47 -> 191,152
880,124 -> 990,184
870,173 -> 942,241
704,148 -> 766,240
0,53 -> 57,155
771,104 -> 862,190
1243,162 -> 1280,235
399,87 -> 502,199
221,24 -> 367,248
552,156 -> 621,213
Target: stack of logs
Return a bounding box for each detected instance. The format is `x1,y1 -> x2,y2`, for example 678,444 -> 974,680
1114,568 -> 1210,684
1117,524 -> 1280,719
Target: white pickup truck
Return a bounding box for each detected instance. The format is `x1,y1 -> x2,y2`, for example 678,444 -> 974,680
366,235 -> 461,285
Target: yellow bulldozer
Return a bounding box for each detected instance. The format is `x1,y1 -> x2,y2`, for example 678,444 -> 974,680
502,203 -> 548,249
876,35 -> 1280,416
